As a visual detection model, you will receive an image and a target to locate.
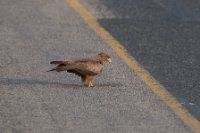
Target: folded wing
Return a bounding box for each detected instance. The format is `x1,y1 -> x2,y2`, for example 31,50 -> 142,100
48,60 -> 103,76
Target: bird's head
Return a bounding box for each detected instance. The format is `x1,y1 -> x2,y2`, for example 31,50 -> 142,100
98,52 -> 112,63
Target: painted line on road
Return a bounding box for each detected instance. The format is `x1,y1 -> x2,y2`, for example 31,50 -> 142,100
67,0 -> 200,132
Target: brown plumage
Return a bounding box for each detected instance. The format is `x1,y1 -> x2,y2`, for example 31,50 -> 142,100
47,52 -> 112,87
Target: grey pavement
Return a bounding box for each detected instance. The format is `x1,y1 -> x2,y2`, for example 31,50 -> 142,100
80,0 -> 200,121
0,0 -> 193,133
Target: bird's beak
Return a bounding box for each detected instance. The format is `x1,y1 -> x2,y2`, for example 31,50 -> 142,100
107,58 -> 112,63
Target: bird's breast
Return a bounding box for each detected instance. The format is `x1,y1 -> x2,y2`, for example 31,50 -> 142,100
87,63 -> 103,74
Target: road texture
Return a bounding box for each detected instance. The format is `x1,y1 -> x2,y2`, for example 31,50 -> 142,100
0,0 -> 196,133
80,0 -> 200,121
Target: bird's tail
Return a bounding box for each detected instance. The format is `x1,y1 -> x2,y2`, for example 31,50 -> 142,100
46,68 -> 56,72
50,61 -> 64,64
48,61 -> 71,72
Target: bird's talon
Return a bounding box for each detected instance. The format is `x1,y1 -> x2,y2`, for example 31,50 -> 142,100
88,82 -> 95,88
90,85 -> 95,88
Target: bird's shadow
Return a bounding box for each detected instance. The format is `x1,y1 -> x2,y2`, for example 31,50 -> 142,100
0,78 -> 122,88
0,78 -> 82,88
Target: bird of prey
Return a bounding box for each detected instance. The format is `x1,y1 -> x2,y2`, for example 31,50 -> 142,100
47,52 -> 112,87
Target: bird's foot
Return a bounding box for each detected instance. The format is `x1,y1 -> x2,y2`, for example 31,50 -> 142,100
88,82 -> 95,88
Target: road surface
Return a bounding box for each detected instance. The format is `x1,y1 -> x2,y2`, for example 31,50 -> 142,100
80,0 -> 200,121
0,0 -> 198,133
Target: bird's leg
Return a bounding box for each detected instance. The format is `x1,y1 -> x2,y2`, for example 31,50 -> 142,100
82,76 -> 89,87
82,76 -> 95,88
81,76 -> 87,85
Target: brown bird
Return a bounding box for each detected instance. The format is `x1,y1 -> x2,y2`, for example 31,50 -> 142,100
47,52 -> 112,87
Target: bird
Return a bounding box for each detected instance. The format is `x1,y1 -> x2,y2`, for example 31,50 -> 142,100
47,52 -> 112,88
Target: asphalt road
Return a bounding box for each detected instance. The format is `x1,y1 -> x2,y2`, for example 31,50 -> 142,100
0,0 -> 195,133
80,0 -> 200,121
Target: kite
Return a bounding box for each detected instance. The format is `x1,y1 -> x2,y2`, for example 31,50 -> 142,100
47,52 -> 112,87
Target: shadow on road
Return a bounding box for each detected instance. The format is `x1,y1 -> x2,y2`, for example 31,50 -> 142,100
0,78 -> 83,88
0,78 -> 122,88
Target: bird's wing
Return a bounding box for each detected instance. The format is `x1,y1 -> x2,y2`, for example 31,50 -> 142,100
67,69 -> 84,77
51,62 -> 75,72
49,59 -> 103,75
69,60 -> 103,76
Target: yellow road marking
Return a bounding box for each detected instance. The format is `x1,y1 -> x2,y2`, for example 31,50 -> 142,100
67,0 -> 200,132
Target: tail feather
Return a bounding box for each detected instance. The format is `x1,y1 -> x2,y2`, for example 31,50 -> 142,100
46,68 -> 56,72
50,61 -> 64,64
48,61 -> 73,72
